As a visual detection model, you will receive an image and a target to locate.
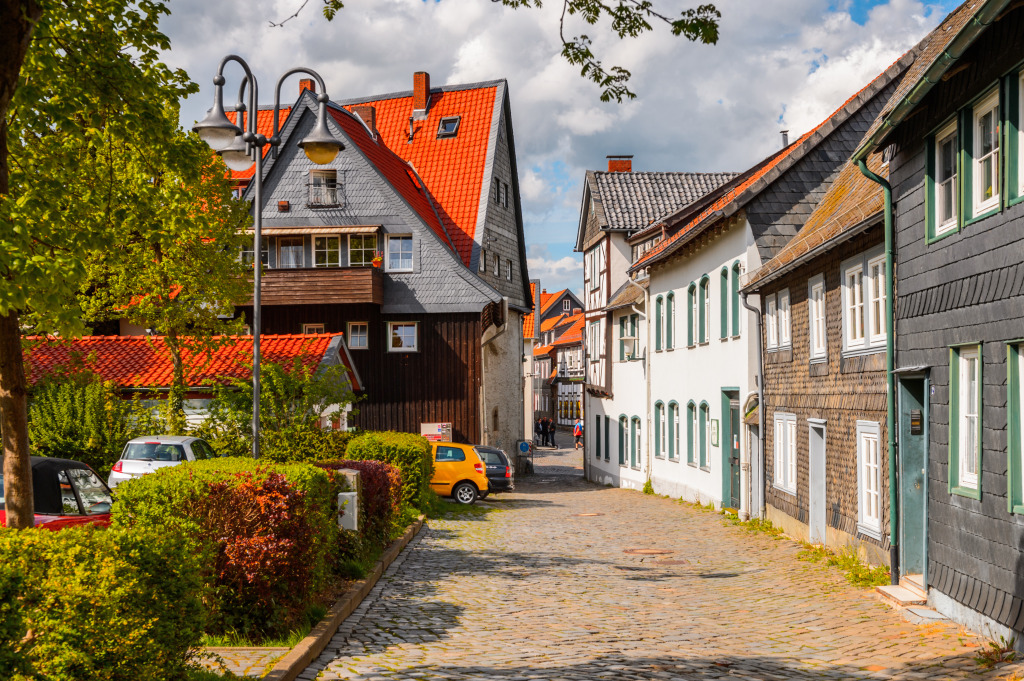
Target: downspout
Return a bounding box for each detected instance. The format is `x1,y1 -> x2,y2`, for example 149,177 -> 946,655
625,278 -> 652,483
857,159 -> 898,585
740,291 -> 765,519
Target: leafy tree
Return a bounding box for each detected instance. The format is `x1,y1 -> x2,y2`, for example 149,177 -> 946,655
273,0 -> 720,102
0,0 -> 200,527
79,134 -> 252,434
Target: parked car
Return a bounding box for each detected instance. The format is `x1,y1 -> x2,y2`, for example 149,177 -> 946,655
0,456 -> 113,530
474,446 -> 514,498
429,442 -> 490,505
108,436 -> 217,490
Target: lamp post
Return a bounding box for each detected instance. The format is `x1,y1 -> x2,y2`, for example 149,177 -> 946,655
193,55 -> 343,458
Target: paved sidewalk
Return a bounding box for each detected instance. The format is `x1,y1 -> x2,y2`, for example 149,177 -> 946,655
298,443 -> 1023,681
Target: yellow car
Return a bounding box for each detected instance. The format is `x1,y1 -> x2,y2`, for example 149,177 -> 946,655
429,442 -> 490,505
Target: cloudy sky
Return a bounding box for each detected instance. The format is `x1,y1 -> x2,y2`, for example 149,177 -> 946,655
164,0 -> 958,295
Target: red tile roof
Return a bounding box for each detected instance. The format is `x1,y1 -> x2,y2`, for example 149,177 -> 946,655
540,289 -> 568,315
552,315 -> 585,346
523,282 -> 538,339
540,314 -> 567,334
533,343 -> 553,357
24,334 -> 360,391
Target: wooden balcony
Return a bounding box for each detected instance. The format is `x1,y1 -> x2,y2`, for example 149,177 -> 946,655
248,266 -> 384,306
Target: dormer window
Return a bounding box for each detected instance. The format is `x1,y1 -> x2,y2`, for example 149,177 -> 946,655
437,116 -> 461,138
309,170 -> 339,206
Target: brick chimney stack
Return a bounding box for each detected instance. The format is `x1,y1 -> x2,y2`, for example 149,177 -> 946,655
572,308 -> 582,316
353,105 -> 377,137
413,72 -> 431,117
299,78 -> 316,94
607,155 -> 633,172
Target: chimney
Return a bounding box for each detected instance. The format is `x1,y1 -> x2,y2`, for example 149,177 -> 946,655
781,130 -> 789,148
299,78 -> 316,95
413,71 -> 431,117
542,288 -> 547,295
607,155 -> 633,173
573,307 -> 582,316
353,105 -> 377,137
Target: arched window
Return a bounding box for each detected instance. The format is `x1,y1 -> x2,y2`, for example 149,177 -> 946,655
655,295 -> 664,351
732,261 -> 742,336
720,267 -> 730,339
687,401 -> 696,464
687,283 -> 697,346
654,401 -> 666,458
631,416 -> 642,468
618,415 -> 628,465
666,292 -> 675,349
699,275 -> 710,343
668,401 -> 679,460
699,401 -> 710,468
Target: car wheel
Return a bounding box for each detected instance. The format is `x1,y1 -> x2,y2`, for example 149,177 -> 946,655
479,491 -> 489,500
453,482 -> 478,505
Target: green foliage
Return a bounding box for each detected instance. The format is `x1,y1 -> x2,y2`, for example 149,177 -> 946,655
974,636 -> 1017,668
642,479 -> 654,495
797,543 -> 891,588
316,459 -> 402,553
0,525 -> 205,680
345,432 -> 433,506
110,458 -> 342,638
26,371 -> 161,472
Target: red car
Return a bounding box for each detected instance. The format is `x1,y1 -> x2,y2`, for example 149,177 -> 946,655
0,456 -> 113,530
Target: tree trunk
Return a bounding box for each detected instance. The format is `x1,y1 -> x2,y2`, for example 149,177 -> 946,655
0,310 -> 32,527
163,328 -> 187,435
0,0 -> 43,529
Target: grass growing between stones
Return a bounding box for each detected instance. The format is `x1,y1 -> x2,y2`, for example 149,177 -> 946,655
201,603 -> 328,648
797,543 -> 890,588
973,636 -> 1017,669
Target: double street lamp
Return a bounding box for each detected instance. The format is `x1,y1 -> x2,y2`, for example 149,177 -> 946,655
193,55 -> 343,458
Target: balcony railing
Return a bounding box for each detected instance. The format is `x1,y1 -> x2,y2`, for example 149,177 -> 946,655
308,184 -> 340,207
245,266 -> 384,306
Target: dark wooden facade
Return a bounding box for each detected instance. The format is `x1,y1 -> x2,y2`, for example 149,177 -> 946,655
248,267 -> 385,306
888,7 -> 1024,634
238,303 -> 482,443
763,226 -> 890,559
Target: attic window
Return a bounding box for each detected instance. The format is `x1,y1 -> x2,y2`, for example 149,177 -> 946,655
309,170 -> 339,207
437,116 -> 461,138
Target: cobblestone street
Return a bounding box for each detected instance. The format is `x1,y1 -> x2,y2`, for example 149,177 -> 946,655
296,435 -> 1021,681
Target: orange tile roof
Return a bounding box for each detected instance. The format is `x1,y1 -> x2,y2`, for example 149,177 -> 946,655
523,282 -> 537,339
540,314 -> 566,333
540,289 -> 568,315
533,343 -> 553,357
24,334 -> 360,391
553,315 -> 585,346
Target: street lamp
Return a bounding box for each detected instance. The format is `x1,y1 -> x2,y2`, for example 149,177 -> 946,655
194,55 -> 344,458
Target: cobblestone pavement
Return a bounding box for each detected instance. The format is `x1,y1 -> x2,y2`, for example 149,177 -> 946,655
299,436 -> 1024,681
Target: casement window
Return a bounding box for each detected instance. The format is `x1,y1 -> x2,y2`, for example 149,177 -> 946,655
302,323 -> 325,334
563,298 -> 571,313
687,283 -> 697,347
491,253 -> 499,276
241,236 -> 269,267
478,249 -> 487,273
587,322 -> 599,362
777,289 -> 791,348
668,402 -> 679,461
654,402 -> 666,458
308,169 -> 339,206
698,276 -> 710,343
808,275 -> 826,361
1015,70 -> 1024,202
930,120 -> 959,237
347,322 -> 368,349
604,416 -> 610,461
619,316 -> 627,361
773,412 -> 797,494
595,415 -> 602,460
387,235 -> 413,272
629,313 -> 639,360
765,294 -> 778,350
618,415 -> 628,465
349,235 -> 377,267
506,259 -> 512,281
731,262 -> 741,336
971,90 -> 1001,216
587,247 -> 601,291
720,268 -> 729,340
842,248 -> 885,354
630,416 -> 641,469
665,292 -> 675,350
687,401 -> 696,465
655,296 -> 663,351
278,237 -> 304,268
387,321 -> 418,352
314,236 -> 341,268
949,344 -> 982,498
857,421 -> 883,538
437,116 -> 460,138
698,402 -> 710,468
1007,343 -> 1024,514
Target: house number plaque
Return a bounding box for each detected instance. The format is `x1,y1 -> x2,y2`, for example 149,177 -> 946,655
711,419 -> 719,447
910,410 -> 923,435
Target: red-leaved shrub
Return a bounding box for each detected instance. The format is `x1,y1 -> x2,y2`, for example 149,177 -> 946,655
317,459 -> 402,550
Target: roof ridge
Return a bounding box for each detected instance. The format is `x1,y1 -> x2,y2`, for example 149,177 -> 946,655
331,78 -> 508,107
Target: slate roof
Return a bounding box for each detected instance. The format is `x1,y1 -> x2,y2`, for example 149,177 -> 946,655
743,151 -> 887,291
25,334 -> 361,391
227,81 -> 504,269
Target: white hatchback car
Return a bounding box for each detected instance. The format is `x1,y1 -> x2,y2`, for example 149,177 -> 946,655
107,436 -> 217,490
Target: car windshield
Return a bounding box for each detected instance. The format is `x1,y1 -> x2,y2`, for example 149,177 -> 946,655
67,467 -> 112,515
122,442 -> 186,462
474,448 -> 506,465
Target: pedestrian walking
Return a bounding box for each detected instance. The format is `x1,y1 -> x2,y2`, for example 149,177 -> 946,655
573,418 -> 583,449
534,418 -> 543,447
542,417 -> 553,447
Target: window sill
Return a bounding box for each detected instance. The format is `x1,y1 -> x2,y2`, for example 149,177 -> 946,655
950,484 -> 981,500
927,225 -> 959,244
857,523 -> 883,542
687,461 -> 698,468
731,334 -> 741,340
699,466 -> 710,473
388,349 -> 419,354
842,345 -> 885,358
1011,503 -> 1024,515
1009,194 -> 1024,209
772,484 -> 796,496
809,356 -> 827,364
964,205 -> 999,227
387,268 -> 415,274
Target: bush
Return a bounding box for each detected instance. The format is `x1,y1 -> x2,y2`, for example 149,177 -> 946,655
345,432 -> 433,507
316,459 -> 402,552
261,428 -> 355,464
0,525 -> 204,681
111,458 -> 343,638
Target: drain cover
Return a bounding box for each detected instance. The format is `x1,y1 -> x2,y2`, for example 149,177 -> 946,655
623,548 -> 674,555
574,513 -> 605,517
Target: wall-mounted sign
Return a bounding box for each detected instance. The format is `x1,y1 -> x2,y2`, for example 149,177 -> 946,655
711,419 -> 720,447
421,422 -> 452,442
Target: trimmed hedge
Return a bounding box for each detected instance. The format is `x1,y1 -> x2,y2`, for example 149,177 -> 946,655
0,525 -> 204,680
316,459 -> 402,551
260,428 -> 355,464
344,432 -> 433,506
111,458 -> 343,637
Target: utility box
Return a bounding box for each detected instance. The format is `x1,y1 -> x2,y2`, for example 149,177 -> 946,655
337,492 -> 359,531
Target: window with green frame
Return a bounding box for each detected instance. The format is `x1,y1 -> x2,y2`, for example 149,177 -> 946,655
687,401 -> 696,464
720,267 -> 729,339
1007,68 -> 1024,205
699,276 -> 710,343
629,313 -> 639,359
654,401 -> 665,458
595,414 -> 602,460
666,292 -> 675,349
687,284 -> 696,346
630,416 -> 641,468
618,415 -> 627,465
604,416 -> 610,461
949,344 -> 982,499
655,296 -> 663,352
619,316 -> 627,361
668,401 -> 679,460
698,401 -> 709,468
731,262 -> 741,336
1007,343 -> 1024,514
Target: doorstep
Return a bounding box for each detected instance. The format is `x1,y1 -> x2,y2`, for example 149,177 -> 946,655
876,584 -> 927,608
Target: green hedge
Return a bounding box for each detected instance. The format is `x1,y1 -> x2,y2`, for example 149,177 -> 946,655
0,526 -> 204,681
344,432 -> 433,507
260,428 -> 355,464
111,458 -> 343,637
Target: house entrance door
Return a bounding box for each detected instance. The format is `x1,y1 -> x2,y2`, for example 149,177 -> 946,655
899,376 -> 928,579
808,422 -> 826,544
729,397 -> 741,509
